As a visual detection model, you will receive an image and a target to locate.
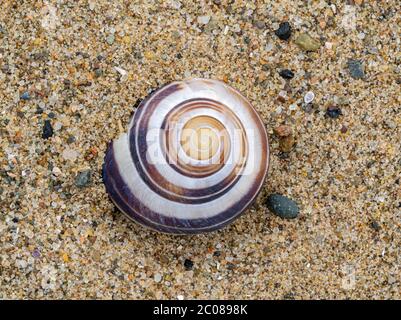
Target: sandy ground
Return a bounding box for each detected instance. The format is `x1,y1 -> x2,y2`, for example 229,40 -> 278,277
0,0 -> 400,299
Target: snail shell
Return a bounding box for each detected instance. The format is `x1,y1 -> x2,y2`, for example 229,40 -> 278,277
103,79 -> 269,234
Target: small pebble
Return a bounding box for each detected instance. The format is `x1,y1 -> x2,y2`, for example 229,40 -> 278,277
54,121 -> 62,131
184,259 -> 194,271
266,194 -> 299,219
326,105 -> 342,119
274,125 -> 292,137
197,15 -> 211,25
254,20 -> 266,30
154,273 -> 162,283
277,90 -> 287,103
88,0 -> 95,10
106,34 -> 115,45
279,69 -> 294,79
67,135 -> 76,144
304,91 -> 315,104
20,92 -> 30,100
42,120 -> 54,139
265,43 -> 274,52
94,69 -> 103,77
274,125 -> 295,153
75,170 -> 91,188
295,33 -> 321,51
52,167 -> 62,176
32,249 -> 41,259
48,112 -> 56,119
340,125 -> 348,133
62,148 -> 79,161
347,59 -> 365,79
370,220 -> 380,231
275,22 -> 292,40
114,66 -> 127,77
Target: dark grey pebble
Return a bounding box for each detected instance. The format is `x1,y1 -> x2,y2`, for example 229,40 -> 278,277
42,120 -> 54,139
75,170 -> 92,188
213,251 -> 221,257
326,106 -> 342,119
67,135 -> 76,144
20,92 -> 30,100
347,59 -> 365,79
275,22 -> 292,40
48,112 -> 56,119
370,220 -> 380,231
279,69 -> 294,79
266,194 -> 299,219
184,259 -> 194,271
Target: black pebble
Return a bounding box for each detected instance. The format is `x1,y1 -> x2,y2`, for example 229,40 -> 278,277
184,259 -> 194,270
326,106 -> 342,119
12,217 -> 19,223
266,194 -> 299,219
275,22 -> 292,40
279,69 -> 294,79
42,120 -> 54,139
370,220 -> 380,231
213,251 -> 221,257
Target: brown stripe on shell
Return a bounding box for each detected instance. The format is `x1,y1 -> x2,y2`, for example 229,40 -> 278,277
129,97 -> 249,203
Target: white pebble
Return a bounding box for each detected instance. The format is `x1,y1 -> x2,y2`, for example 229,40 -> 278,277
62,148 -> 79,161
154,273 -> 162,283
88,0 -> 95,10
48,93 -> 58,106
304,91 -> 315,104
52,167 -> 62,176
358,32 -> 366,40
170,0 -> 181,9
197,15 -> 210,25
114,66 -> 127,76
16,259 -> 27,269
265,43 -> 274,52
53,121 -> 62,131
177,295 -> 184,300
289,104 -> 297,111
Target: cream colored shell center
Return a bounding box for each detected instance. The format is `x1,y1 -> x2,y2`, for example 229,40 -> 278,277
181,116 -> 223,161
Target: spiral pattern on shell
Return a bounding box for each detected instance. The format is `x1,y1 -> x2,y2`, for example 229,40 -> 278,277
103,79 -> 269,234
